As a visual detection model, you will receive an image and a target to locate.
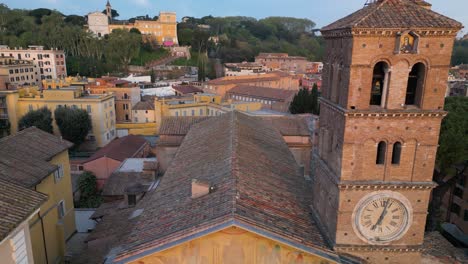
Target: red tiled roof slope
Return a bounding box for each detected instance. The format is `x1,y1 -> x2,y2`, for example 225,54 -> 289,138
172,85 -> 203,94
322,0 -> 463,31
114,112 -> 329,260
228,85 -> 296,101
0,127 -> 72,187
85,135 -> 147,163
158,116 -> 211,135
132,101 -> 154,111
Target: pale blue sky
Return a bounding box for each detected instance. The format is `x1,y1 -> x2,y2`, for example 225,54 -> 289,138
3,0 -> 467,33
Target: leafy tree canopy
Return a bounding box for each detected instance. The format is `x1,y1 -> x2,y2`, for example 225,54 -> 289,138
77,171 -> 102,208
54,107 -> 92,148
18,107 -> 53,133
437,96 -> 468,174
289,85 -> 320,115
102,8 -> 119,19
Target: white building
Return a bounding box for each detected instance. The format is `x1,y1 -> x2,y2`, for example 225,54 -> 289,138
0,45 -> 67,80
87,11 -> 110,37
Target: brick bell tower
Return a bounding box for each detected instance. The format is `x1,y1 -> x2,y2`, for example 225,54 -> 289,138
311,0 -> 462,263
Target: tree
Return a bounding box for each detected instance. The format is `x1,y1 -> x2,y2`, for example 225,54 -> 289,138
102,9 -> 119,19
289,87 -> 319,115
18,107 -> 53,133
105,29 -> 141,72
54,107 -> 92,148
129,27 -> 141,34
178,28 -> 194,46
427,97 -> 468,231
436,96 -> 468,174
311,83 -> 320,115
77,171 -> 102,208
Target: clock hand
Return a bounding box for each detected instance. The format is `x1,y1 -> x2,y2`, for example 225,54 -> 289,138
371,199 -> 391,231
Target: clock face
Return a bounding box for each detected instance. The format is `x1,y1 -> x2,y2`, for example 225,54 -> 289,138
354,193 -> 411,244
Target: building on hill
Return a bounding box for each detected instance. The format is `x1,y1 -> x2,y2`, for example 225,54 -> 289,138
78,111 -> 348,263
224,62 -> 265,76
79,135 -> 151,189
0,45 -> 67,80
0,179 -> 47,264
255,53 -> 309,73
313,0 -> 463,262
87,1 -> 178,46
203,71 -> 301,98
86,11 -> 110,37
0,127 -> 75,264
0,56 -> 39,88
226,85 -> 297,112
0,86 -> 116,148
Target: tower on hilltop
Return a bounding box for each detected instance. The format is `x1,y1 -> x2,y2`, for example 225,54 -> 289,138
311,0 -> 462,263
106,0 -> 112,21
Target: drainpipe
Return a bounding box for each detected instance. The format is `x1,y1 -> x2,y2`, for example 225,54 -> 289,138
35,186 -> 49,264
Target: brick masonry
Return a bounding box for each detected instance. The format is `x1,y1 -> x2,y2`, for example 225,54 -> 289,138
312,1 -> 462,263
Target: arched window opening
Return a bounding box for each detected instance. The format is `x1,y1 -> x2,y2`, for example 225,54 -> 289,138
405,63 -> 425,106
392,142 -> 402,165
370,62 -> 389,106
376,141 -> 386,165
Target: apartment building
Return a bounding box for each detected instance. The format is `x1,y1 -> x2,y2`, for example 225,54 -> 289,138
0,45 -> 66,80
1,86 -> 116,147
204,71 -> 301,97
88,1 -> 178,45
0,127 -> 75,264
0,56 -> 39,87
255,53 -> 309,73
154,94 -> 262,132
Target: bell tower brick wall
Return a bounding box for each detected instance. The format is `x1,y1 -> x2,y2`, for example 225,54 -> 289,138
311,1 -> 462,263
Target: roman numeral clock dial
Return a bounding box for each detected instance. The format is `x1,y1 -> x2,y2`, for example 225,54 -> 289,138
353,192 -> 412,244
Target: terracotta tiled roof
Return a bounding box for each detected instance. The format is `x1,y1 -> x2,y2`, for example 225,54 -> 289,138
113,112 -> 330,261
0,127 -> 72,188
322,0 -> 463,32
0,126 -> 73,161
84,135 -> 148,163
158,116 -> 211,135
172,85 -> 203,94
228,85 -> 296,101
132,101 -> 154,111
261,115 -> 312,136
0,179 -> 47,241
102,172 -> 155,197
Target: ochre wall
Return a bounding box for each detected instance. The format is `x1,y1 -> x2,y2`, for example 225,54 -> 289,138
29,150 -> 76,264
129,227 -> 335,264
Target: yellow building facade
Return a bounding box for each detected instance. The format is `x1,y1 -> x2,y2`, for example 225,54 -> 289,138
0,86 -> 116,147
154,94 -> 262,133
108,12 -> 178,45
29,150 -> 76,264
129,227 -> 336,264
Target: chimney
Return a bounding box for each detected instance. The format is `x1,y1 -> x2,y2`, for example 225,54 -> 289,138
143,161 -> 159,179
191,179 -> 213,199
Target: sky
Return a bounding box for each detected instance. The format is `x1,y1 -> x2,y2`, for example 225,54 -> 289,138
3,0 -> 467,34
